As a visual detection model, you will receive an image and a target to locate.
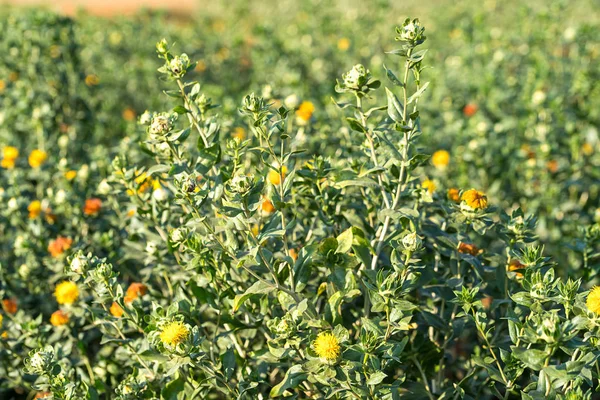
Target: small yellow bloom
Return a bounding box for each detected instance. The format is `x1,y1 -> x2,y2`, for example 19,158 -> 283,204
28,200 -> 42,219
0,80 -> 5,93
251,224 -> 260,237
3,146 -> 18,160
50,310 -> 69,326
422,179 -> 436,194
431,150 -> 450,168
0,158 -> 15,169
582,143 -> 594,156
296,101 -> 315,123
54,281 -> 79,305
313,331 -> 341,362
233,127 -> 246,141
268,166 -> 288,185
586,286 -> 600,315
160,321 -> 190,346
461,189 -> 488,210
0,314 -> 3,326
65,170 -> 77,180
85,74 -> 100,86
29,149 -> 48,168
122,108 -> 136,121
337,38 -> 351,51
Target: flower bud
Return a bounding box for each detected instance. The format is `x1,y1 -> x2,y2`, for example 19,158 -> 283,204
402,231 -> 423,252
70,253 -> 89,274
27,347 -> 54,375
342,64 -> 370,90
98,179 -> 111,195
156,39 -> 168,55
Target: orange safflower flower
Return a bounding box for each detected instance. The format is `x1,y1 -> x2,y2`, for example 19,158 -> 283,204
124,282 -> 148,304
458,242 -> 481,256
296,101 -> 315,123
50,310 -> 69,326
48,236 -> 73,258
122,108 -> 136,121
508,259 -> 525,278
289,248 -> 299,261
110,302 -> 124,318
463,103 -> 478,117
2,298 -> 17,314
447,188 -> 460,202
260,197 -> 275,215
83,198 -> 102,216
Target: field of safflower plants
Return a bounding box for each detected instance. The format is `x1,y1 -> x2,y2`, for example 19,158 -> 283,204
1,0 -> 600,398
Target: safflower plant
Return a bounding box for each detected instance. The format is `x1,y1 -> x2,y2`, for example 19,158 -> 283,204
1,8 -> 600,400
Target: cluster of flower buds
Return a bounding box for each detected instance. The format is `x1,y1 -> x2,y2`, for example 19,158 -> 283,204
267,313 -> 297,339
228,173 -> 255,196
156,39 -> 193,79
395,18 -> 426,47
240,93 -> 270,125
26,346 -> 55,375
401,231 -> 423,253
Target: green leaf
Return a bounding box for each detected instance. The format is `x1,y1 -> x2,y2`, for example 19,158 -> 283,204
367,371 -> 387,385
512,347 -> 547,371
269,365 -> 307,397
162,374 -> 185,400
233,280 -> 276,312
386,87 -> 404,123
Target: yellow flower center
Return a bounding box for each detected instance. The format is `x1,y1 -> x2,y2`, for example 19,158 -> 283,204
160,321 -> 190,346
431,150 -> 450,168
313,332 -> 340,362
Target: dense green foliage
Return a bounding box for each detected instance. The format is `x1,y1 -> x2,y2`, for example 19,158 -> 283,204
1,1 -> 600,399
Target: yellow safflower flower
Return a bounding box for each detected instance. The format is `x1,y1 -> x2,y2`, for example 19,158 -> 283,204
0,158 -> 15,169
65,170 -> 77,180
28,200 -> 42,219
431,150 -> 450,168
296,101 -> 315,123
160,321 -> 190,346
268,166 -> 288,185
233,127 -> 246,141
422,179 -> 436,194
313,332 -> 341,362
3,146 -> 18,160
85,74 -> 99,86
461,189 -> 488,210
586,287 -> 600,315
29,150 -> 48,168
337,38 -> 351,51
54,281 -> 79,305
50,310 -> 69,326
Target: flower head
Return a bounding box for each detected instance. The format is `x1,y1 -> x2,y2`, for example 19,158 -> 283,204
28,200 -> 42,219
458,242 -> 481,256
463,103 -> 478,117
260,197 -> 275,215
296,101 -> 315,124
83,198 -> 102,216
124,283 -> 148,304
508,259 -> 525,279
2,298 -> 17,314
1,146 -> 18,169
110,302 -> 124,318
461,189 -> 488,210
447,188 -> 460,203
586,286 -> 600,315
65,170 -> 77,180
48,236 -> 73,258
431,150 -> 450,168
313,331 -> 341,362
54,281 -> 79,305
50,310 -> 69,326
422,179 -> 436,194
28,149 -> 48,168
159,321 -> 190,347
268,166 -> 288,185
